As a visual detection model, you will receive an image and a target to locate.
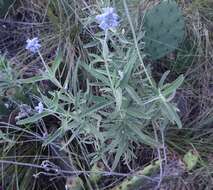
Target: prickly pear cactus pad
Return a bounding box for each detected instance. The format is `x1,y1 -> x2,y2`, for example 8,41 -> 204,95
0,0 -> 14,17
143,0 -> 185,60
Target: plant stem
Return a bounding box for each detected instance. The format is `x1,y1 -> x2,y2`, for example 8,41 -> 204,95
103,30 -> 115,94
123,0 -> 154,87
38,51 -> 49,72
153,122 -> 164,189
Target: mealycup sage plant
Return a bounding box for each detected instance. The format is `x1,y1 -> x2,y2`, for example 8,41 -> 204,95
17,2 -> 184,178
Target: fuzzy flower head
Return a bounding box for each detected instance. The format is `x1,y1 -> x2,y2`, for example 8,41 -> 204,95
96,7 -> 119,31
26,37 -> 41,53
35,102 -> 44,113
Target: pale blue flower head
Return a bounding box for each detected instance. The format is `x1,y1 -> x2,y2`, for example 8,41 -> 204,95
96,7 -> 119,30
26,37 -> 41,53
35,102 -> 44,113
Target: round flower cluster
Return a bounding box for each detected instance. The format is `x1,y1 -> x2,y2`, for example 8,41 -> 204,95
26,37 -> 41,53
96,7 -> 119,31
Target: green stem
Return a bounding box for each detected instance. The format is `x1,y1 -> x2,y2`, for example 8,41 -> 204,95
123,0 -> 154,87
38,51 -> 49,72
103,30 -> 115,94
38,51 -> 63,89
